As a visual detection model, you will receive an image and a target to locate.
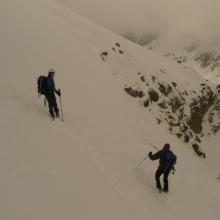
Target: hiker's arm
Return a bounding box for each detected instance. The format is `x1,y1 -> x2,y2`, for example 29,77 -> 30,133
53,80 -> 61,96
55,88 -> 61,96
149,151 -> 161,160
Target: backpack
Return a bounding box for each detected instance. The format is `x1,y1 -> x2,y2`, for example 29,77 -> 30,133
165,151 -> 177,170
37,75 -> 47,95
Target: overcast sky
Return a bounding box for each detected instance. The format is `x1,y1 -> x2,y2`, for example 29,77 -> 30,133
58,0 -> 220,44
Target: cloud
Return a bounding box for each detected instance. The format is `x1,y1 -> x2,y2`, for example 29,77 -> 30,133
58,0 -> 220,44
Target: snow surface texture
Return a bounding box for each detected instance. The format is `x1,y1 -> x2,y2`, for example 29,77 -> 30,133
0,0 -> 220,220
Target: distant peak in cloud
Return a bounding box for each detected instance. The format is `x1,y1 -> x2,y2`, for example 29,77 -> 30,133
58,0 -> 220,45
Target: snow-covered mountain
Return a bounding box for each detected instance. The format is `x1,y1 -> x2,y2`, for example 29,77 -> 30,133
123,33 -> 220,154
0,1 -> 220,220
124,32 -> 220,83
152,41 -> 220,82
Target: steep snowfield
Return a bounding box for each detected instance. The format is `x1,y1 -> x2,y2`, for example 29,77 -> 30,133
0,0 -> 220,220
146,38 -> 220,84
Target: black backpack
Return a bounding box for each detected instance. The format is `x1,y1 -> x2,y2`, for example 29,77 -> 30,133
37,75 -> 47,95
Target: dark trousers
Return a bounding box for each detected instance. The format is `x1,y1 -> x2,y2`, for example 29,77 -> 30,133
45,92 -> 59,118
155,167 -> 170,191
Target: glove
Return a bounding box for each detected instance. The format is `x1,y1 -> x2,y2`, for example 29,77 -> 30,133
56,89 -> 61,96
171,167 -> 176,175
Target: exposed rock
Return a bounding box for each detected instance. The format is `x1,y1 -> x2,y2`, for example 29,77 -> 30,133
158,83 -> 172,96
119,50 -> 124,54
208,115 -> 213,123
144,99 -> 150,107
172,82 -> 177,87
156,118 -> 161,124
148,89 -> 159,102
124,87 -> 144,98
177,107 -> 184,120
168,96 -> 183,113
216,85 -> 220,94
176,133 -> 183,138
174,122 -> 181,127
188,85 -> 215,133
212,124 -> 220,134
140,76 -> 145,82
101,51 -> 108,56
151,75 -> 156,83
158,83 -> 166,95
115,42 -> 120,47
100,51 -> 108,61
184,135 -> 190,143
168,114 -> 175,120
189,131 -> 193,138
179,122 -> 188,133
188,108 -> 203,133
158,100 -> 167,109
192,144 -> 206,158
122,69 -> 220,159
195,51 -> 220,71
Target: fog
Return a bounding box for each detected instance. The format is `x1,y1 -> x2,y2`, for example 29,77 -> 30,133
58,0 -> 220,45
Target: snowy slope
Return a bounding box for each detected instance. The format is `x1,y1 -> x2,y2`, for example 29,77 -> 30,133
0,0 -> 220,220
146,37 -> 220,84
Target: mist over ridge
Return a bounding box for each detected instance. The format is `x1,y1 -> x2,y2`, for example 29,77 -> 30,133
58,0 -> 220,46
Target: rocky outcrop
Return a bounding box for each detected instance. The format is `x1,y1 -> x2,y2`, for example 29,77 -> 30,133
123,71 -> 220,158
124,87 -> 144,98
195,52 -> 220,71
158,83 -> 172,96
187,84 -> 214,134
192,143 -> 206,158
148,89 -> 159,102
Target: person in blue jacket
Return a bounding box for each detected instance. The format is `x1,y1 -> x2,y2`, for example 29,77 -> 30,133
45,69 -> 61,119
148,143 -> 176,192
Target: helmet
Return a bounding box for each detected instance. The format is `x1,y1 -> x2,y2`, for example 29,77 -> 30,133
48,68 -> 55,77
163,143 -> 170,152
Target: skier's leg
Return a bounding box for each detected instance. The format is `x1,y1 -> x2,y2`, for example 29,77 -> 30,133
51,94 -> 59,117
45,94 -> 55,118
155,168 -> 163,190
163,169 -> 170,192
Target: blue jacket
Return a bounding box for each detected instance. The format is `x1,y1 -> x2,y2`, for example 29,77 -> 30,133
46,76 -> 56,93
149,150 -> 176,171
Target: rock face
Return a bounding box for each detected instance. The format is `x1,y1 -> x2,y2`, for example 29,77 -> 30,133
188,84 -> 214,134
124,87 -> 144,98
148,89 -> 159,102
195,52 -> 220,71
124,72 -> 220,158
102,41 -> 220,158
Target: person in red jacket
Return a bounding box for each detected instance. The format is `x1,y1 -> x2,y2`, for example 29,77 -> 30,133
148,143 -> 176,192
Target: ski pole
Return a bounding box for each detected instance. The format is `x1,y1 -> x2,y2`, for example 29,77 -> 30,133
138,155 -> 148,167
59,94 -> 64,121
148,142 -> 160,150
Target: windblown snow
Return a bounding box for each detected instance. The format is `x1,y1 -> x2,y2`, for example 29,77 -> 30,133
0,0 -> 220,220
